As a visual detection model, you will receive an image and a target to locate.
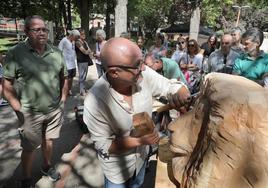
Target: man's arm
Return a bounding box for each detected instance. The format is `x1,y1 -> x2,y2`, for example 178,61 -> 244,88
232,58 -> 241,75
76,41 -> 91,55
108,131 -> 159,154
2,78 -> 21,111
60,70 -> 68,103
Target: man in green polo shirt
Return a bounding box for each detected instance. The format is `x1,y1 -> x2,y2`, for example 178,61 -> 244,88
2,15 -> 68,187
233,28 -> 268,87
144,55 -> 187,84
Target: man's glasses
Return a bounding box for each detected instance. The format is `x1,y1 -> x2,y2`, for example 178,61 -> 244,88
222,42 -> 231,45
108,61 -> 144,71
29,28 -> 49,33
177,41 -> 185,45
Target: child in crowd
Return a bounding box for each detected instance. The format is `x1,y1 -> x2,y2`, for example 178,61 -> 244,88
179,57 -> 191,84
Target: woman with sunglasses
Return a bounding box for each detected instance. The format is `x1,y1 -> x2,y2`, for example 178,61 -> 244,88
183,39 -> 204,93
171,36 -> 187,64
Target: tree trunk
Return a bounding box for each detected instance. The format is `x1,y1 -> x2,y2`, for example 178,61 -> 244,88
114,0 -> 128,37
189,7 -> 200,41
80,0 -> 90,39
66,0 -> 72,29
105,0 -> 114,39
59,0 -> 68,32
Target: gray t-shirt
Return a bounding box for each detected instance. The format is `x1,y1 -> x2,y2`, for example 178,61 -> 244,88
208,49 -> 240,73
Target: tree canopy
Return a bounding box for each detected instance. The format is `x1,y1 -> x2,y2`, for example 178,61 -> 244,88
1,0 -> 267,40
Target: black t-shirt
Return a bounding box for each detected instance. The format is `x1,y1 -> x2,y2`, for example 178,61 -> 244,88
201,42 -> 217,57
75,40 -> 91,63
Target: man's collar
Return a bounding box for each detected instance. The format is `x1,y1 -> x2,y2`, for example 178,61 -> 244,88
241,50 -> 265,60
25,39 -> 54,55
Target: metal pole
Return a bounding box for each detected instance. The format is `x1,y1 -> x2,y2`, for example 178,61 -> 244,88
235,7 -> 241,27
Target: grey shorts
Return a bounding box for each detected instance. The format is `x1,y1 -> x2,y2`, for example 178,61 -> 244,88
17,106 -> 64,151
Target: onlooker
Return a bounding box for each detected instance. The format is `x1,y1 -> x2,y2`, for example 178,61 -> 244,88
2,15 -> 68,187
75,29 -> 93,96
178,57 -> 191,84
58,29 -> 80,95
207,33 -> 240,74
83,37 -> 190,188
233,28 -> 268,87
183,39 -> 204,93
120,31 -> 131,39
171,36 -> 187,64
149,33 -> 167,59
137,36 -> 148,58
144,54 -> 187,84
231,27 -> 244,54
184,39 -> 203,70
94,29 -> 106,78
200,34 -> 219,57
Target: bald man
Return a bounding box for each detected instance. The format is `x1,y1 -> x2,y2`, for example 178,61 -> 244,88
207,33 -> 240,74
83,37 -> 190,187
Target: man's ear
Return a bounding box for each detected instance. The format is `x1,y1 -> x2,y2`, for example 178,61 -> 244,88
106,68 -> 118,78
256,41 -> 261,48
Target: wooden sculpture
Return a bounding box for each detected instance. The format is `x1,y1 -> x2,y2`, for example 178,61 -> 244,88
168,73 -> 268,188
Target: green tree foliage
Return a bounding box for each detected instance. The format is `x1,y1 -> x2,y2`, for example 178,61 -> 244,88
0,0 -> 60,21
134,0 -> 173,34
201,0 -> 234,27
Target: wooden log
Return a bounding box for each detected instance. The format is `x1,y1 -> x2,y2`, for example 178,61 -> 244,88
130,112 -> 155,137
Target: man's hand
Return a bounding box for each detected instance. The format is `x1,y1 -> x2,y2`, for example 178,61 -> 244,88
109,131 -> 160,154
168,86 -> 190,110
139,130 -> 160,146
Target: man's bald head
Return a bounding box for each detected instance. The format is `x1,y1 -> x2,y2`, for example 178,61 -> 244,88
100,37 -> 142,69
221,33 -> 233,55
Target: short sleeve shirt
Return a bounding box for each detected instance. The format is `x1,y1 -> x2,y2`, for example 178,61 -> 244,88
232,52 -> 268,81
3,41 -> 68,113
58,37 -> 76,69
161,57 -> 187,84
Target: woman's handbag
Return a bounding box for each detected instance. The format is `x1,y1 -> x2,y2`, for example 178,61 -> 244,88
87,57 -> 93,66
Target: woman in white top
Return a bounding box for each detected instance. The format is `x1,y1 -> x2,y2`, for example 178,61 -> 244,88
183,39 -> 203,93
94,29 -> 106,78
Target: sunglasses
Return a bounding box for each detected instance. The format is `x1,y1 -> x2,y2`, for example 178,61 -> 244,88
177,41 -> 185,45
222,42 -> 231,45
29,28 -> 49,33
108,61 -> 144,71
188,44 -> 195,47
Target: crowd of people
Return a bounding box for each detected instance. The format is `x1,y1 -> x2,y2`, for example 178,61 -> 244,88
0,14 -> 268,188
137,27 -> 268,93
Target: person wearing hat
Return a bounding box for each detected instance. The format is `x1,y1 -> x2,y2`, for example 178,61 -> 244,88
58,29 -> 80,95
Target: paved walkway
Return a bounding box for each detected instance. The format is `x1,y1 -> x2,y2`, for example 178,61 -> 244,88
0,65 -> 157,188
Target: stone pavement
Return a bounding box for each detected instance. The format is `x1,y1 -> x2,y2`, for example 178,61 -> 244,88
0,65 -> 157,188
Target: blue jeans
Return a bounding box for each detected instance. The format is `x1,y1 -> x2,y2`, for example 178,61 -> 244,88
104,161 -> 147,188
77,62 -> 88,94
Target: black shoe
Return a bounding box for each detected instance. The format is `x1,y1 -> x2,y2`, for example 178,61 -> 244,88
41,166 -> 61,182
20,178 -> 34,188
